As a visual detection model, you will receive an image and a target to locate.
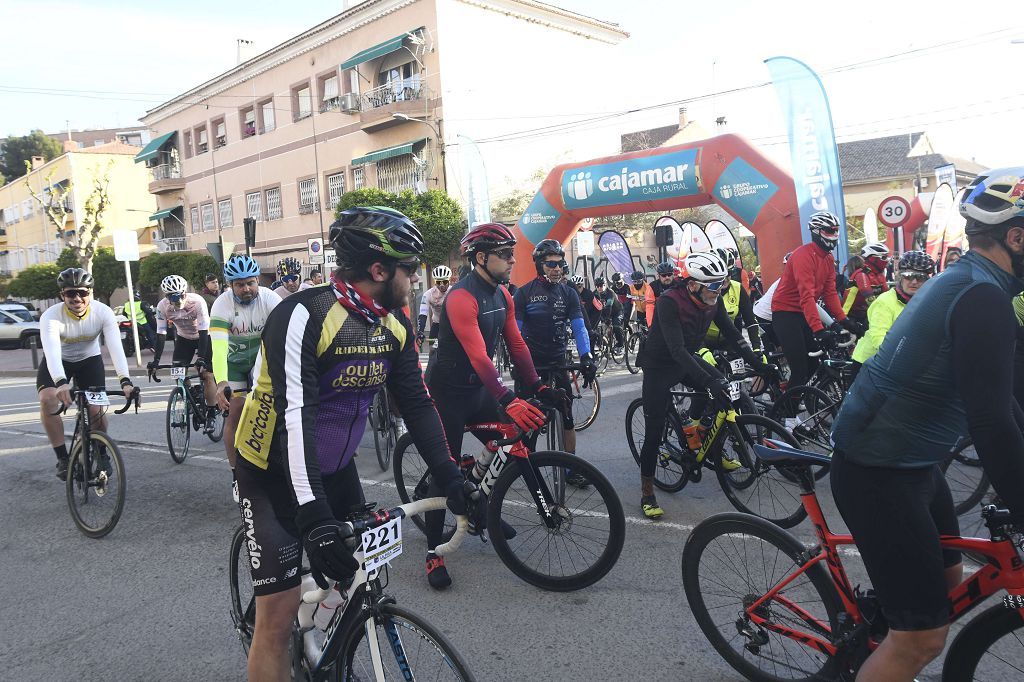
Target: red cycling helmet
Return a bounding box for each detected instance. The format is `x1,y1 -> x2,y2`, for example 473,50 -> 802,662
461,223 -> 517,255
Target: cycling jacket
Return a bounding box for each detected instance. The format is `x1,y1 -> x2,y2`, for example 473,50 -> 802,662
513,277 -> 591,366
852,267 -> 889,317
771,242 -> 846,332
851,288 -> 907,364
704,279 -> 760,349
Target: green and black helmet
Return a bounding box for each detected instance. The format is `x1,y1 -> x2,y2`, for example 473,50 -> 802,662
330,206 -> 424,268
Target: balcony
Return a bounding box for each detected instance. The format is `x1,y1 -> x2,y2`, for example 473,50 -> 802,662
156,237 -> 188,253
298,203 -> 320,215
359,81 -> 428,133
149,163 -> 185,194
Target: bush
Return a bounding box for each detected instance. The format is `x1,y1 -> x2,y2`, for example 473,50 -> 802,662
139,252 -> 219,292
8,263 -> 61,300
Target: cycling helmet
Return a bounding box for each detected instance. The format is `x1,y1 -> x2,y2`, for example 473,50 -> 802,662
224,255 -> 261,281
897,250 -> 935,275
570,274 -> 584,286
611,272 -> 623,285
57,267 -> 94,289
277,257 -> 302,278
532,238 -> 565,277
461,222 -> 517,255
431,265 -> 452,281
808,211 -> 841,250
713,247 -> 735,268
861,242 -> 890,259
960,167 -> 1024,232
683,252 -> 728,284
630,270 -> 645,283
160,274 -> 188,295
655,260 -> 676,276
329,207 -> 423,271
593,276 -> 606,287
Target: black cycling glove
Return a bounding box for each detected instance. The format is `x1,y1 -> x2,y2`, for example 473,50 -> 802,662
301,516 -> 358,589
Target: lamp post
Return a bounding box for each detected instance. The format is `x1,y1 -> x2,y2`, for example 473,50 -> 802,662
391,113 -> 445,190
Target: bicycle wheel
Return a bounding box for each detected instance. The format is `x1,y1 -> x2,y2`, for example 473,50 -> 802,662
716,415 -> 808,528
66,431 -> 126,538
393,433 -> 457,538
229,525 -> 255,653
682,513 -> 843,682
626,398 -> 691,492
166,387 -> 190,464
371,391 -> 397,472
624,333 -> 641,374
766,384 -> 836,481
942,604 -> 1024,681
487,451 -> 625,591
334,603 -> 475,682
941,438 -> 991,516
571,373 -> 600,432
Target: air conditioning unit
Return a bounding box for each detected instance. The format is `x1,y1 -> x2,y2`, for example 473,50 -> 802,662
340,92 -> 360,114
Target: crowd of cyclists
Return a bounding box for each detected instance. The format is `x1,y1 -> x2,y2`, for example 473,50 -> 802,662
29,165 -> 1024,682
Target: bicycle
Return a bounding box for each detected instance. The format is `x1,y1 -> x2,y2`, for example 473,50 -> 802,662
592,319 -> 625,372
229,497 -> 476,681
148,362 -> 225,464
367,388 -> 399,472
625,370 -> 810,528
623,318 -> 647,375
682,440 -> 1024,681
52,384 -> 141,538
393,407 -> 625,591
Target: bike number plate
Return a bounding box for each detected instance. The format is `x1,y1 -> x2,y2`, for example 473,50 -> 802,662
361,517 -> 402,573
85,391 -> 110,406
567,339 -> 576,350
170,366 -> 186,379
730,359 -> 745,374
728,381 -> 742,402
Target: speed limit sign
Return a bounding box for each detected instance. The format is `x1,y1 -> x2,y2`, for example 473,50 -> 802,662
877,195 -> 911,228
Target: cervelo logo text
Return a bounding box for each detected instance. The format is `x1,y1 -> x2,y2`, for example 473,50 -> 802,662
797,110 -> 832,212
562,149 -> 700,210
242,498 -> 262,570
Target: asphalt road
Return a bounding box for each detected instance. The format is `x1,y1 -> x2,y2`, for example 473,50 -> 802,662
0,358 -> 1003,681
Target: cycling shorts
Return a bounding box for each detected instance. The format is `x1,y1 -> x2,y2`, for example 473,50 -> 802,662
235,457 -> 365,597
37,354 -> 106,393
518,366 -> 575,429
225,360 -> 254,393
830,450 -> 961,631
172,336 -> 201,365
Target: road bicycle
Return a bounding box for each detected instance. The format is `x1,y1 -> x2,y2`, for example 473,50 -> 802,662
623,318 -> 647,375
367,388 -> 399,471
53,384 -> 141,538
549,359 -> 600,432
682,440 -> 1024,681
229,497 -> 475,681
592,320 -> 625,372
626,369 -> 811,528
393,407 -> 625,591
148,362 -> 225,463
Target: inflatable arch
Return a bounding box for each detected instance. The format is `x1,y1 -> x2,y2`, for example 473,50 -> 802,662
511,134 -> 802,286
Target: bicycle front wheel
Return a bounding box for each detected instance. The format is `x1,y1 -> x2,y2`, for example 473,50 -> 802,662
334,603 -> 475,681
229,524 -> 255,653
624,333 -> 641,374
393,433 -> 457,539
571,372 -> 600,431
371,392 -> 397,472
942,604 -> 1024,681
488,451 -> 625,591
682,513 -> 843,682
66,431 -> 126,538
766,384 -> 836,481
166,387 -> 190,464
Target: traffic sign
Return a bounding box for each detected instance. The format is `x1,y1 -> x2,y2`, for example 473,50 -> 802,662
877,195 -> 911,228
307,238 -> 325,265
113,230 -> 140,261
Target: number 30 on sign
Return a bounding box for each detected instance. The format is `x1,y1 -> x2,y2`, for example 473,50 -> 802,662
877,196 -> 911,228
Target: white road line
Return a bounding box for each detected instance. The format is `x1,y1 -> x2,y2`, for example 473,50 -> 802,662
598,382 -> 641,398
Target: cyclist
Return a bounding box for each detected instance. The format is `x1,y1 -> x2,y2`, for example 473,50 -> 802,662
513,239 -> 597,483
570,274 -> 596,337
123,290 -> 156,350
425,222 -> 566,589
850,251 -> 934,372
148,275 -> 216,415
271,257 -> 309,299
626,270 -> 650,330
831,167 -> 1024,682
610,272 -> 632,322
636,251 -> 770,519
701,247 -> 762,354
38,268 -> 135,479
209,255 -> 280,494
416,265 -> 452,346
198,273 -> 221,309
850,242 -> 891,327
771,211 -> 862,388
592,276 -> 624,351
943,246 -> 963,270
233,207 -> 473,681
644,260 -> 677,325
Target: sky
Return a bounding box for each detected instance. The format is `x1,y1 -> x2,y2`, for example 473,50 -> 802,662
1,0 -> 1021,177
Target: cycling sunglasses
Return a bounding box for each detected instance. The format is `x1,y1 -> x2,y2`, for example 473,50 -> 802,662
62,289 -> 91,299
435,278 -> 450,286
899,270 -> 931,282
395,258 -> 421,274
281,274 -> 300,283
489,248 -> 515,261
543,260 -> 565,269
701,279 -> 728,292
166,292 -> 184,302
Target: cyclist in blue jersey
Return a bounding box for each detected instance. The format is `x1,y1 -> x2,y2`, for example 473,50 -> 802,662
831,168 -> 1024,682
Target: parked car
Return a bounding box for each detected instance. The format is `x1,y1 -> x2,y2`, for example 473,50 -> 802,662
0,303 -> 38,322
0,309 -> 40,349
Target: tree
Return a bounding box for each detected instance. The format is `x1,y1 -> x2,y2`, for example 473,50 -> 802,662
8,263 -> 60,300
490,189 -> 533,223
138,252 -> 218,291
0,130 -> 63,183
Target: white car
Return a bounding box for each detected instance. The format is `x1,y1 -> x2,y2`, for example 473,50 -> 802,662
0,309 -> 40,349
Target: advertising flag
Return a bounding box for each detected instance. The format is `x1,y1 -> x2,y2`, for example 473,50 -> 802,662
765,56 -> 849,266
457,135 -> 491,228
942,187 -> 968,263
925,183 -> 954,261
597,230 -> 635,276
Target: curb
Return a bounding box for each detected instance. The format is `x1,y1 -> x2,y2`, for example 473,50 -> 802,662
0,370 -> 40,378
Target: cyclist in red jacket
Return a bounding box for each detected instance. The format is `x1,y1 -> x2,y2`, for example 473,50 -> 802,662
850,242 -> 891,326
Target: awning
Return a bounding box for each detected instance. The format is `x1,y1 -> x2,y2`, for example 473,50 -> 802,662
350,138 -> 427,166
134,131 -> 177,164
340,28 -> 424,70
149,205 -> 182,222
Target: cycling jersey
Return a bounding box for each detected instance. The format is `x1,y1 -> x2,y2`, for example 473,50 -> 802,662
704,279 -> 761,349
641,286 -> 742,376
39,301 -> 130,384
418,286 -> 448,328
851,288 -> 908,364
156,294 -> 209,340
275,282 -> 312,300
209,287 -> 280,388
610,281 -> 629,305
645,279 -> 672,325
513,276 -> 591,366
771,242 -> 847,332
851,267 -> 889,317
627,282 -> 650,319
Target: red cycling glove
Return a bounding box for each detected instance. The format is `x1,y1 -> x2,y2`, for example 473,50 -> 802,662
503,398 -> 546,431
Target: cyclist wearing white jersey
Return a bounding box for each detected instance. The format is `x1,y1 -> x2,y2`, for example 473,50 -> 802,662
148,274 -> 216,404
38,268 -> 135,480
416,265 -> 451,344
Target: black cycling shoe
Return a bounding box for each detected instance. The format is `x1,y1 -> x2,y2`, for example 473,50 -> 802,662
55,456 -> 69,481
566,471 -> 591,488
426,552 -> 451,590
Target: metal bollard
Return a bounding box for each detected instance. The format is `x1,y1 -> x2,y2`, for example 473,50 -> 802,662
30,334 -> 39,369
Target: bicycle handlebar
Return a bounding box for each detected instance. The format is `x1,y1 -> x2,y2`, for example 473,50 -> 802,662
807,333 -> 856,358
147,362 -> 201,384
51,386 -> 141,416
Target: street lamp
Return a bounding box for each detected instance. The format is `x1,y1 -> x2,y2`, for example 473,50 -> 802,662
391,113 -> 445,188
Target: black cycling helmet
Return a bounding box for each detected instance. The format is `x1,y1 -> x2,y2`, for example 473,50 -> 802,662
897,250 -> 935,275
611,272 -> 623,285
277,257 -> 301,278
57,267 -> 94,289
655,261 -> 675,276
630,270 -> 645,283
330,206 -> 424,270
532,238 -> 565,277
594,276 -> 606,287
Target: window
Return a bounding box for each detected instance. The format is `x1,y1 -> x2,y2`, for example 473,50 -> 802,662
353,166 -> 365,190
190,206 -> 201,233
93,139 -> 105,147
326,172 -> 346,210
298,177 -> 319,214
265,187 -> 282,220
293,83 -> 312,121
259,99 -> 275,133
246,191 -> 263,222
374,60 -> 422,106
120,133 -> 143,146
320,74 -> 340,112
22,198 -> 34,219
241,106 -> 256,138
218,198 -> 233,227
183,130 -> 193,158
213,118 -> 227,148
201,203 -> 215,231
377,154 -> 420,194
195,125 -> 208,154
10,204 -> 19,222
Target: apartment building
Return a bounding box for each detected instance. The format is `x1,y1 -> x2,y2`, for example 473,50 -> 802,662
0,142 -> 157,275
137,0 -> 628,268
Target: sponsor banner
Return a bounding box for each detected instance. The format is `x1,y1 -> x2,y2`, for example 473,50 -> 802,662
765,56 -> 849,266
925,183 -> 954,261
597,230 -> 634,276
457,135 -> 491,228
863,209 -> 878,244
656,216 -> 683,259
941,187 -> 968,263
934,163 -> 957,194
705,220 -> 741,266
685,221 -> 712,253
713,158 -> 779,225
562,148 -> 700,210
576,230 -> 595,257
520,192 -> 561,245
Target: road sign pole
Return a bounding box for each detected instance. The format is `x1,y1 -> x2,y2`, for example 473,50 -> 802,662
124,262 -> 142,368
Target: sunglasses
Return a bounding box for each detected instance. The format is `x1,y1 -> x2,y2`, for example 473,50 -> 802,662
62,289 -> 91,299
543,260 -> 564,269
281,274 -> 299,283
899,271 -> 931,282
395,258 -> 421,274
659,273 -> 674,278
167,292 -> 183,302
702,279 -> 728,292
490,248 -> 515,261
435,279 -> 450,285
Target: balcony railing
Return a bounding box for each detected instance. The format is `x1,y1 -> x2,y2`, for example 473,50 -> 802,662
361,79 -> 424,111
298,203 -> 320,215
157,237 -> 188,252
150,163 -> 182,181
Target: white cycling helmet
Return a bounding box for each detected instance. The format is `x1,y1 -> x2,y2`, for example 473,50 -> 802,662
431,265 -> 452,281
570,275 -> 584,286
683,251 -> 728,284
960,166 -> 1024,231
160,275 -> 188,295
860,242 -> 889,259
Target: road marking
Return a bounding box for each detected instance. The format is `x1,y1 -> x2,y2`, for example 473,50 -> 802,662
598,382 -> 641,398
